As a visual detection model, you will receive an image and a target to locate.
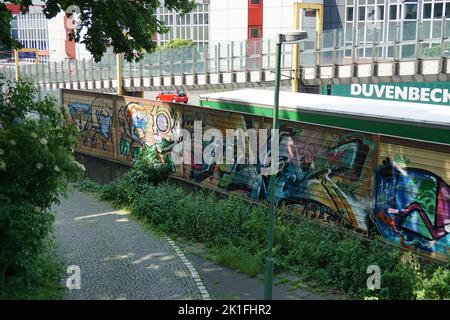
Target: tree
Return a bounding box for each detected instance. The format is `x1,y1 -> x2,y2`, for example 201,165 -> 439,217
0,77 -> 82,288
161,38 -> 194,49
0,0 -> 197,62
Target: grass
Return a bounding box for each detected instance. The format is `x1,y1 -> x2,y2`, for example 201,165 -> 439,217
273,278 -> 291,286
212,245 -> 264,277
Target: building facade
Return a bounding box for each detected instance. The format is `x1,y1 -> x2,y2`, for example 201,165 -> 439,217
207,0 -> 331,44
7,1 -> 90,62
343,0 -> 450,59
164,0 -> 450,52
155,0 -> 210,48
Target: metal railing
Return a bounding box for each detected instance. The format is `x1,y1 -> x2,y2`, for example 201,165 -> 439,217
1,19 -> 449,86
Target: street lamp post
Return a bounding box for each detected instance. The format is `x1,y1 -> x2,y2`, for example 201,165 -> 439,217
264,31 -> 307,301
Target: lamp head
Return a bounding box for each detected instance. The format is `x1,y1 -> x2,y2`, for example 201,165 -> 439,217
277,31 -> 308,44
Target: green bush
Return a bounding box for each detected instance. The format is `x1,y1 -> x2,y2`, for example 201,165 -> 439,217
161,39 -> 195,49
97,154 -> 171,206
0,241 -> 64,300
0,78 -> 81,295
75,179 -> 102,192
421,266 -> 450,299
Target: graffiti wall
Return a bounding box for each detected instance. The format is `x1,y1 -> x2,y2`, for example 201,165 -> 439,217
65,92 -> 115,158
63,90 -> 450,261
374,143 -> 450,259
178,107 -> 377,231
116,97 -> 182,172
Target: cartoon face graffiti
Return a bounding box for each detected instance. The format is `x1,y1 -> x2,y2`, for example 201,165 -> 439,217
149,106 -> 178,145
126,103 -> 148,145
68,102 -> 91,131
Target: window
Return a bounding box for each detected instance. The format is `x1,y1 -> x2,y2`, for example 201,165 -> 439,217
249,26 -> 261,39
358,6 -> 366,20
11,29 -> 18,40
377,5 -> 384,20
346,7 -> 353,21
156,3 -> 208,47
250,0 -> 261,6
305,9 -> 316,17
389,4 -> 398,20
434,3 -> 443,18
367,6 -> 376,20
403,3 -> 418,20
424,3 -> 432,19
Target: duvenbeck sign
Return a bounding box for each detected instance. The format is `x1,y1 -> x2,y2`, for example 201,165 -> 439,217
321,82 -> 450,106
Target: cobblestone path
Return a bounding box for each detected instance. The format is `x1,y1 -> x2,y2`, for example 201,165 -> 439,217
55,190 -> 201,300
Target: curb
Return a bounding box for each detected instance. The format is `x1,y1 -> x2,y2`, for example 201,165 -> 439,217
166,238 -> 211,300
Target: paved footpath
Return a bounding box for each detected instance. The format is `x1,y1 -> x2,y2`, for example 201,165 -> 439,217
55,189 -> 342,300
55,190 -> 201,300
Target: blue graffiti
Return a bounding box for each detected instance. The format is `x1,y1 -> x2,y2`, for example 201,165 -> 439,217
374,157 -> 450,255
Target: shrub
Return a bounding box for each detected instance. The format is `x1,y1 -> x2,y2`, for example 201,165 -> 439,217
421,266 -> 450,299
0,241 -> 64,300
98,154 -> 171,206
75,179 -> 102,192
161,39 -> 195,49
0,78 -> 81,292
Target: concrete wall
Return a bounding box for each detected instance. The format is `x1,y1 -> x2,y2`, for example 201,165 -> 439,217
75,153 -> 130,185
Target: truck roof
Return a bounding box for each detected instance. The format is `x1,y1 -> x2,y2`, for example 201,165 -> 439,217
199,89 -> 450,129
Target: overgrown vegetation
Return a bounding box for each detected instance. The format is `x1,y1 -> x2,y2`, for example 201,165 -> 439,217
0,78 -> 81,298
77,158 -> 450,300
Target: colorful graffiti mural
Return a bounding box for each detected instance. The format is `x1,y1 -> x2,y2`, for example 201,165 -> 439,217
374,152 -> 450,258
118,103 -> 148,160
169,110 -> 377,231
218,129 -> 375,230
117,100 -> 181,172
66,94 -> 114,155
64,90 -> 450,261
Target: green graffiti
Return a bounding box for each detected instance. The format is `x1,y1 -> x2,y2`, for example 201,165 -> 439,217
415,178 -> 438,224
120,138 -> 130,157
132,146 -> 142,159
144,139 -> 176,173
393,154 -> 411,166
